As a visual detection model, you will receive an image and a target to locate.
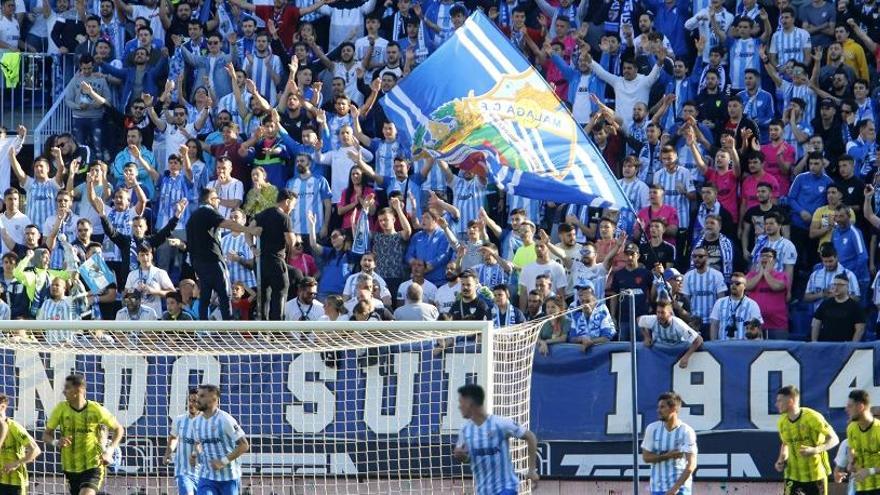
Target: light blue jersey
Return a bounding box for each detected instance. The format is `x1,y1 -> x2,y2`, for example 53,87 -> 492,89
457,415 -> 525,495
220,233 -> 256,288
192,409 -> 246,482
769,27 -> 811,67
171,413 -> 201,478
727,38 -> 761,90
24,177 -> 60,233
641,420 -> 698,493
680,267 -> 727,325
287,174 -> 332,235
451,175 -> 487,235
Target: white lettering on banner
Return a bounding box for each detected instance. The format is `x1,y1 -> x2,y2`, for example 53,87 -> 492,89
673,352 -> 722,430
828,349 -> 880,409
168,355 -> 221,420
363,353 -> 419,434
606,352 -> 643,434
102,355 -> 147,428
750,350 -> 800,430
13,351 -> 76,428
286,353 -> 337,433
558,452 -> 761,478
440,353 -> 478,434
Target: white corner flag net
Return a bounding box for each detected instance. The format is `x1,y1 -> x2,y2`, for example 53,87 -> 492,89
0,320 -> 539,494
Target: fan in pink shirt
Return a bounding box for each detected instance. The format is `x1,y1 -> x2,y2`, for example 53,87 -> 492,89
745,247 -> 791,339
740,152 -> 781,215
760,121 -> 796,196
635,184 -> 680,246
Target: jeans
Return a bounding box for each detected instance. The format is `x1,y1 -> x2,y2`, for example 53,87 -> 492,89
72,116 -> 104,160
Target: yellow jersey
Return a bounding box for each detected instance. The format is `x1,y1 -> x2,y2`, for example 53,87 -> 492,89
778,407 -> 834,482
847,419 -> 880,492
45,400 -> 119,474
0,418 -> 33,490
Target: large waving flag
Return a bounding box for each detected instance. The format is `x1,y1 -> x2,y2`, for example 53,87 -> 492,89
380,11 -> 631,210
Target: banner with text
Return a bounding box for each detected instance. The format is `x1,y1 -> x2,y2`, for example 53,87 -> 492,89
0,341 -> 875,478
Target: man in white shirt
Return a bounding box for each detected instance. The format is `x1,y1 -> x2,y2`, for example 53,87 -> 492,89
284,277 -> 325,321
639,301 -> 703,368
123,246 -> 174,316
0,0 -> 21,52
709,271 -> 763,340
115,288 -> 159,320
586,40 -> 664,128
397,258 -> 438,307
519,240 -> 567,309
0,188 -> 30,254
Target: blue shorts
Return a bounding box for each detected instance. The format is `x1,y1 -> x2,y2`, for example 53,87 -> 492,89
196,478 -> 240,495
497,490 -> 518,495
176,474 -> 197,495
652,488 -> 691,495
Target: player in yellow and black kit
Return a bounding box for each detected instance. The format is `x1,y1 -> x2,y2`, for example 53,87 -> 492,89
42,375 -> 124,495
845,389 -> 880,495
775,385 -> 840,495
0,394 -> 41,495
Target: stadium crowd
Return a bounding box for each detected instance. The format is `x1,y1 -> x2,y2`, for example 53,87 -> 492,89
0,0 -> 877,352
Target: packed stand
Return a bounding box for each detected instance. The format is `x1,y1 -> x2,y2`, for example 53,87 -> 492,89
0,0 -> 878,355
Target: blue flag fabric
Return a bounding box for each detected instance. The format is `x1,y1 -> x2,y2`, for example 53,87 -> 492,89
380,11 -> 631,210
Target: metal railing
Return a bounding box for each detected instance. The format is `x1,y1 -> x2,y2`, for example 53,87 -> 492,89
0,52 -> 77,152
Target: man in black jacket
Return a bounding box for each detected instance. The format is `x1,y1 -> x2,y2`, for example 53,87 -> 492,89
95,197 -> 185,288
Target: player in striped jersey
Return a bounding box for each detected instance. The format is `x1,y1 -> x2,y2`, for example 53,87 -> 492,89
641,392 -> 698,495
8,147 -> 63,233
767,8 -> 811,67
219,210 -> 257,289
0,392 -> 41,494
189,384 -> 249,495
775,385 -> 839,495
44,374 -> 124,495
845,390 -> 880,494
453,384 -> 539,495
164,389 -> 201,495
639,301 -> 704,369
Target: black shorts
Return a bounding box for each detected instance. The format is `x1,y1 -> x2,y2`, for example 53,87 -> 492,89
0,483 -> 23,495
857,490 -> 880,495
65,467 -> 104,495
784,478 -> 828,495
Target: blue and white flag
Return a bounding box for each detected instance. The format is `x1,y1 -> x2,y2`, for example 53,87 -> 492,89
380,11 -> 631,210
78,253 -> 116,293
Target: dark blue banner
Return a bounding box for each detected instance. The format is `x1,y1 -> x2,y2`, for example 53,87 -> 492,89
532,341 -> 880,441
0,341 -> 875,478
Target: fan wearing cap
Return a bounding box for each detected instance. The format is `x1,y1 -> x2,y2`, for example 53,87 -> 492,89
568,281 -> 616,351
608,242 -> 653,341
115,288 -> 158,321
650,267 -> 697,327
